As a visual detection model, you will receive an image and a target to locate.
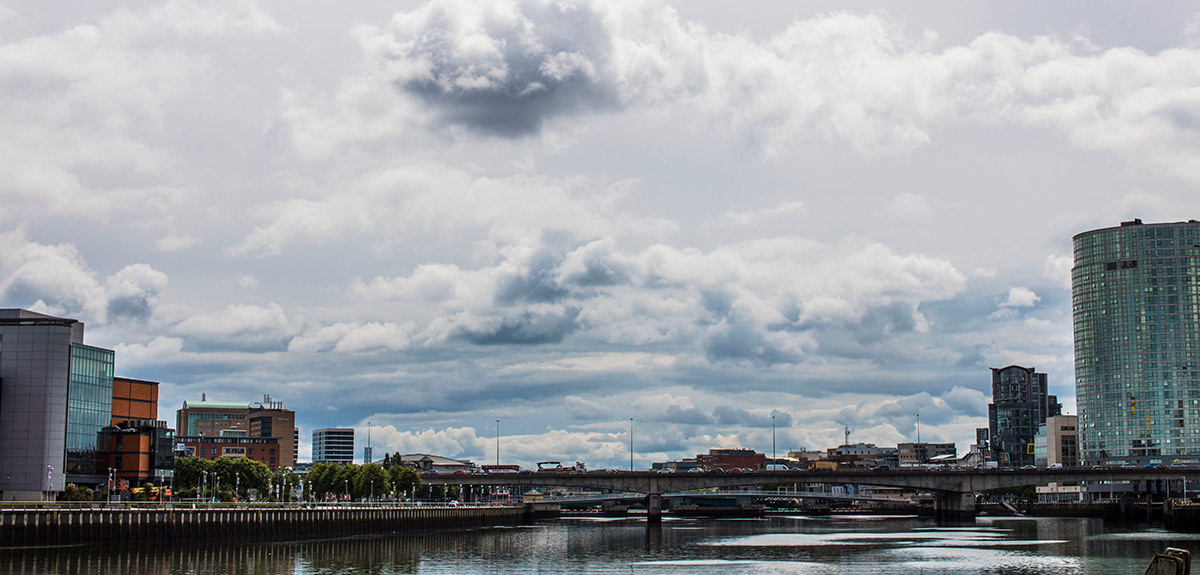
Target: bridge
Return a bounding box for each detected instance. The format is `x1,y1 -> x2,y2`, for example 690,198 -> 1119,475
424,468 -> 1200,521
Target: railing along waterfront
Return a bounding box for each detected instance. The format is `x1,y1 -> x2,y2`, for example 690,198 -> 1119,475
0,501 -> 530,547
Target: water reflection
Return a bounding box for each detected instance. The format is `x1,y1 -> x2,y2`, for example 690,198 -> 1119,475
0,515 -> 1194,574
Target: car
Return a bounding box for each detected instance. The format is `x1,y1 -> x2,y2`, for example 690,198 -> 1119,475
1145,463 -> 1168,470
655,468 -> 675,474
1020,465 -> 1037,470
687,468 -> 706,473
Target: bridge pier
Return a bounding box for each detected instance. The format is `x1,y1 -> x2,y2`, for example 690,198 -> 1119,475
646,494 -> 663,523
933,492 -> 976,522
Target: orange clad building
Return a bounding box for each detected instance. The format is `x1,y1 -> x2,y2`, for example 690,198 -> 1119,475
100,377 -> 175,490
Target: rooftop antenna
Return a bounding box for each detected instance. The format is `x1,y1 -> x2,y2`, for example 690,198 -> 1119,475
843,425 -> 851,446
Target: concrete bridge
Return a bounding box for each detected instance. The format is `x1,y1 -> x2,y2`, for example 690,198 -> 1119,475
425,467 -> 1200,521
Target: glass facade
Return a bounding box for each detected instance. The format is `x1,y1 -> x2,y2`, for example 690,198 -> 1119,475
987,365 -> 1058,468
1072,219 -> 1200,465
65,344 -> 114,476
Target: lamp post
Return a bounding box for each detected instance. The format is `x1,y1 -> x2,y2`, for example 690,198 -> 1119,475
496,419 -> 500,468
344,479 -> 349,502
916,413 -> 921,444
108,468 -> 115,504
629,418 -> 634,471
45,465 -> 52,503
772,415 -> 777,465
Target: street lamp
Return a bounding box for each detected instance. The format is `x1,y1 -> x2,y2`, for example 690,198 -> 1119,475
496,419 -> 500,468
45,465 -> 53,503
344,479 -> 349,502
916,413 -> 921,444
629,418 -> 634,471
108,468 -> 115,504
772,415 -> 778,467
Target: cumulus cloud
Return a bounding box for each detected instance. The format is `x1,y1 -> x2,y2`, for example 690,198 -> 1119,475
0,1 -> 282,231
173,303 -> 301,349
564,395 -> 612,420
1044,254 -> 1073,290
0,231 -> 168,324
288,4 -> 1200,182
113,336 -> 185,367
105,264 -> 168,321
359,0 -> 704,137
1000,287 -> 1041,308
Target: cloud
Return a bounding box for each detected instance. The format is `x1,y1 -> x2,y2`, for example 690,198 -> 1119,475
105,264 -> 168,321
0,231 -> 168,324
458,305 -> 581,345
712,406 -> 792,428
564,395 -> 612,420
703,201 -> 805,234
1000,287 -> 1041,308
0,1 -> 282,232
173,303 -> 301,349
1044,254 -> 1073,290
361,0 -> 704,137
113,336 -> 185,367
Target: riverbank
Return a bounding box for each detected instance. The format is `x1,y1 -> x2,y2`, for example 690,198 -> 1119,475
0,502 -> 559,547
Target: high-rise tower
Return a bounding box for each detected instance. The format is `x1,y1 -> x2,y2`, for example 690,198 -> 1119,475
1072,219 -> 1200,465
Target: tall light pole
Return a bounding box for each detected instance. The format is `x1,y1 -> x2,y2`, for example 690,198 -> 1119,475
916,413 -> 921,444
629,418 -> 634,471
772,415 -> 776,465
496,419 -> 500,468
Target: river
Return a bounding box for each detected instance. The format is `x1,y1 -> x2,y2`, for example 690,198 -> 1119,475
1,514 -> 1196,574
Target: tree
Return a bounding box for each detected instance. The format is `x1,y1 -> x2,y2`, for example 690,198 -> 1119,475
173,457 -> 212,491
354,464 -> 390,501
388,466 -> 421,498
211,457 -> 271,499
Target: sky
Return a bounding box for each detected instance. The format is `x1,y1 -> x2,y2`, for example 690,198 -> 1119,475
3,0 -> 1200,469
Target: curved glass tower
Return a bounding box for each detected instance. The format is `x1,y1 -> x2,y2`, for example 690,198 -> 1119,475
1072,219 -> 1200,465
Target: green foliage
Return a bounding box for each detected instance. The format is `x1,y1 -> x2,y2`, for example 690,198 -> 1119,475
59,483 -> 94,502
354,464 -> 390,500
173,457 -> 212,491
388,466 -> 421,497
211,457 -> 271,497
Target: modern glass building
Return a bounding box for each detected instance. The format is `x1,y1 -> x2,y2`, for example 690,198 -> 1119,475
313,428 -> 354,464
987,365 -> 1060,468
0,309 -> 114,500
1072,219 -> 1200,465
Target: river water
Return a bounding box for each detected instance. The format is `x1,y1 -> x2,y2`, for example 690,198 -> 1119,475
1,514 -> 1196,574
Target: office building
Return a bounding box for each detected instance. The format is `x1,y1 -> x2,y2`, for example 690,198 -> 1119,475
1033,415 -> 1079,468
988,365 -> 1061,468
313,428 -> 354,464
897,442 -> 957,466
0,309 -> 115,500
1072,219 -> 1200,465
176,395 -> 295,470
101,377 -> 174,488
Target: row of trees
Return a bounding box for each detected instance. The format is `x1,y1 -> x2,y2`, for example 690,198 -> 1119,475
304,462 -> 422,501
171,457 -> 434,502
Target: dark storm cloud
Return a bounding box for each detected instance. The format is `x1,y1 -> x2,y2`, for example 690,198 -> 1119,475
662,404 -> 713,425
460,306 -> 581,345
702,320 -> 800,366
495,254 -> 569,304
713,406 -> 792,428
386,1 -> 621,137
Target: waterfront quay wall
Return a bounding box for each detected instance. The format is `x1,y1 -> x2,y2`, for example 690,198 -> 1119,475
0,503 -> 538,547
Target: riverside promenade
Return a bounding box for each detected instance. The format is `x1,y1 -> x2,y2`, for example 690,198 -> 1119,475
0,502 -> 552,547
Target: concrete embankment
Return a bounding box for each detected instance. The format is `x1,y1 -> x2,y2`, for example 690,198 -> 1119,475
0,503 -> 556,547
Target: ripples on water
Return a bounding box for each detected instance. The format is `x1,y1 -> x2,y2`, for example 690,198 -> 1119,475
0,514 -> 1191,574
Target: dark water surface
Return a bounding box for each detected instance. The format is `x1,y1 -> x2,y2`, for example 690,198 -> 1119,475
1,514 -> 1196,574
